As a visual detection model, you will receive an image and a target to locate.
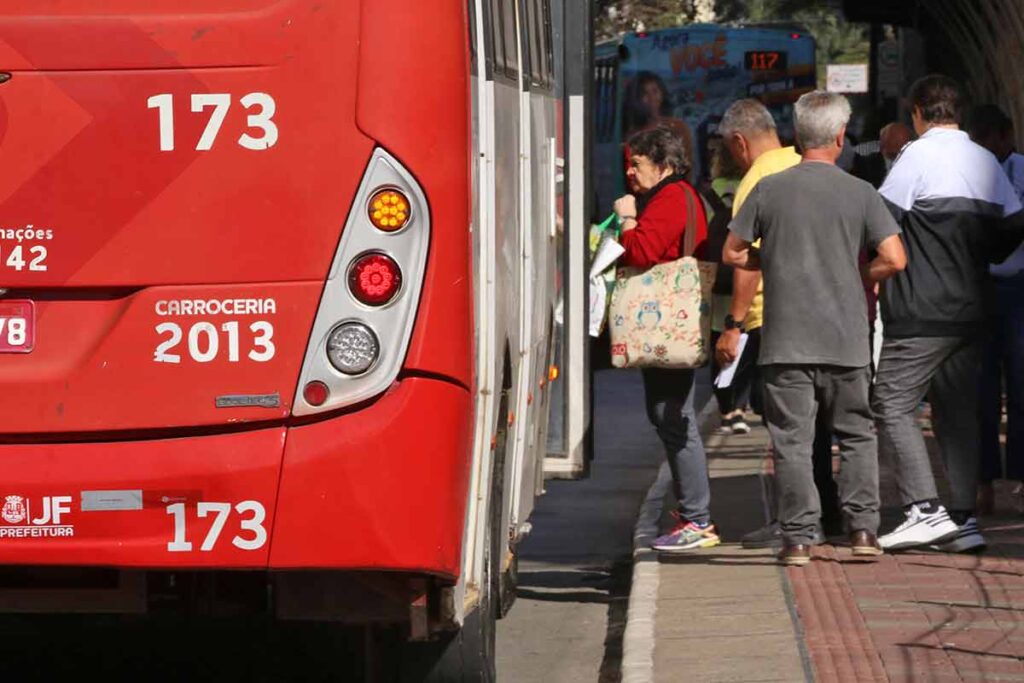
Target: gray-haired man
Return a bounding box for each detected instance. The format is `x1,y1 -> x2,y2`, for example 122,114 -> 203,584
723,91 -> 908,566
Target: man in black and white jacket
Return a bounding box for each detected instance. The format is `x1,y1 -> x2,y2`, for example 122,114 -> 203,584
874,75 -> 1024,553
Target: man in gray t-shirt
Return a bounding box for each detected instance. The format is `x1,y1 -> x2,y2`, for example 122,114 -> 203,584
724,91 -> 907,566
732,163 -> 900,367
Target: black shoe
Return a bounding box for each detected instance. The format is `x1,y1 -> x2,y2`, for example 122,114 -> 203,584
741,521 -> 826,549
821,514 -> 844,538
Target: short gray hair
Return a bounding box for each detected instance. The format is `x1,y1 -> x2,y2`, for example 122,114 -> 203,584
626,126 -> 691,176
794,91 -> 852,150
719,99 -> 777,138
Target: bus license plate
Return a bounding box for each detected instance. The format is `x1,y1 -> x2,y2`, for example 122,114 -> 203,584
0,300 -> 35,353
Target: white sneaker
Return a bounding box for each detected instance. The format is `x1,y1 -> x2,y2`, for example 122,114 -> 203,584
879,504 -> 960,550
731,418 -> 751,435
930,517 -> 986,553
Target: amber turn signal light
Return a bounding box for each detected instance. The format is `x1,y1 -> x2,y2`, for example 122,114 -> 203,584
368,189 -> 410,232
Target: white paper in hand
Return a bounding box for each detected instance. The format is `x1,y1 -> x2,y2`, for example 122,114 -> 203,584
590,235 -> 625,280
714,333 -> 749,388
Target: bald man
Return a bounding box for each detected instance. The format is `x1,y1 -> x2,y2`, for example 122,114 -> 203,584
853,122 -> 913,188
881,122 -> 913,162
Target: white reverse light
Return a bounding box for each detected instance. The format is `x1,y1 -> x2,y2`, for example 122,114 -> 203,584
327,323 -> 379,376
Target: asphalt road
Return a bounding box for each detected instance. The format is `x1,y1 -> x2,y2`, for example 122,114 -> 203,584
497,368 -> 712,682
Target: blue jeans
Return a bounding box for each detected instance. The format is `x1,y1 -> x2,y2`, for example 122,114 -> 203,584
641,368 -> 712,525
980,276 -> 1024,482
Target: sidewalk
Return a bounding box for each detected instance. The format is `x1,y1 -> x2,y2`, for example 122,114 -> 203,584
626,414 -> 1024,683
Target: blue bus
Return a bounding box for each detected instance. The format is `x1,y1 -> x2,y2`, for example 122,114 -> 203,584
593,25 -> 817,216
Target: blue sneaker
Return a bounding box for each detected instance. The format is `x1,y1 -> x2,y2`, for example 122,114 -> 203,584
652,517 -> 721,552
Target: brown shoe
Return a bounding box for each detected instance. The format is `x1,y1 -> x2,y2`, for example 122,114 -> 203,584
850,530 -> 883,557
778,544 -> 811,566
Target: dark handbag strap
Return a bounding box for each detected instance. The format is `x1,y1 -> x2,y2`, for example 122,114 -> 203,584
681,182 -> 698,257
702,185 -> 728,216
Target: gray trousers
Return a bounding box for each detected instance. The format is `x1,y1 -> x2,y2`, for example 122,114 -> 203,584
763,364 -> 878,544
872,335 -> 983,512
642,368 -> 712,525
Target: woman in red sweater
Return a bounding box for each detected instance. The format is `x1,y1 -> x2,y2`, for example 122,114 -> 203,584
613,127 -> 717,553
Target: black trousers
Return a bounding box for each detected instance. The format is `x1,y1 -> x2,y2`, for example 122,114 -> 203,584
710,328 -> 763,415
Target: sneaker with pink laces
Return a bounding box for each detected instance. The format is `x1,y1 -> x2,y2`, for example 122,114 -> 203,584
652,517 -> 720,552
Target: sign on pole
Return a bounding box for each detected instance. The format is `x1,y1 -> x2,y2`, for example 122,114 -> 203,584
826,64 -> 869,93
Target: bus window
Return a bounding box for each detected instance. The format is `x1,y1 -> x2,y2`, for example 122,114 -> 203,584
488,0 -> 507,79
526,0 -> 552,89
525,0 -> 540,87
541,0 -> 554,86
469,0 -> 477,65
501,0 -> 519,80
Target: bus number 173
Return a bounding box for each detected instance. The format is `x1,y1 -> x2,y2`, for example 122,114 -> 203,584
147,92 -> 279,152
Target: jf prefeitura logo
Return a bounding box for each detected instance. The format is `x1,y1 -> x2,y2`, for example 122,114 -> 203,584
0,495 -> 74,538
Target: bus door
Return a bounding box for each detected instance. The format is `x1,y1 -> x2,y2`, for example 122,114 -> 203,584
508,0 -> 567,525
542,0 -> 591,480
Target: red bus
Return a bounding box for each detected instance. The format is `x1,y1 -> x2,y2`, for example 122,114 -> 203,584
0,0 -> 592,678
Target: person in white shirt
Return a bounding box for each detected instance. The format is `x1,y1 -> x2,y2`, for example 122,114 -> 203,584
872,78 -> 1024,554
968,104 -> 1024,515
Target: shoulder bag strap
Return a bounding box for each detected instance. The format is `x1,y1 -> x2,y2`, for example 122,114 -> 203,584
703,185 -> 728,215
681,182 -> 697,257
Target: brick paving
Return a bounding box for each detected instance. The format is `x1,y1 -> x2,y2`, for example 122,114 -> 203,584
788,548 -> 888,682
786,423 -> 1024,682
649,411 -> 1024,682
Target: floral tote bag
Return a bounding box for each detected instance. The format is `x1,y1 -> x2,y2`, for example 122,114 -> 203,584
608,185 -> 717,369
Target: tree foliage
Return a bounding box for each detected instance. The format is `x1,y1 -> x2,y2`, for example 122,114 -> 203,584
595,0 -> 702,40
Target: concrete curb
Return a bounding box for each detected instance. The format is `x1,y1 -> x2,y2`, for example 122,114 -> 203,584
621,397 -> 721,683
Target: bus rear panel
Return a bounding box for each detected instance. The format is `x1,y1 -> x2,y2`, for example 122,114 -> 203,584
0,0 -> 472,603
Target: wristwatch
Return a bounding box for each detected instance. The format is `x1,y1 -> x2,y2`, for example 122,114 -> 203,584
724,314 -> 744,332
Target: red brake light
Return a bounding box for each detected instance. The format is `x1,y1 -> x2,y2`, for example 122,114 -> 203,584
791,33 -> 801,39
348,253 -> 403,306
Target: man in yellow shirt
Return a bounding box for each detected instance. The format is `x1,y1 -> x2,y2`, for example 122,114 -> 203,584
714,98 -> 841,547
718,100 -> 799,353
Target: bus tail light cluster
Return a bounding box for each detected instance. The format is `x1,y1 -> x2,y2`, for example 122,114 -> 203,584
293,149 -> 430,416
